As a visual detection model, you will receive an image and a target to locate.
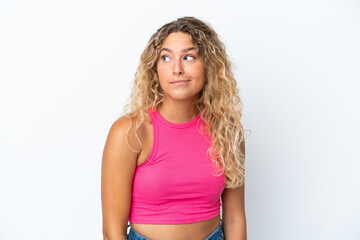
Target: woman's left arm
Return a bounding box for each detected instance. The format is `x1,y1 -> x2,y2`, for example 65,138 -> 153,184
221,140 -> 247,240
221,184 -> 247,240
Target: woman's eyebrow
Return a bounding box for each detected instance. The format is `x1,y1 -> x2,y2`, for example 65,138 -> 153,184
160,47 -> 196,53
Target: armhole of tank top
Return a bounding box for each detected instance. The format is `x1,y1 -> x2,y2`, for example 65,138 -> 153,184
136,110 -> 158,168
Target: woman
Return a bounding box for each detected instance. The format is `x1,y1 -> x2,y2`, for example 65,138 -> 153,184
101,16 -> 247,240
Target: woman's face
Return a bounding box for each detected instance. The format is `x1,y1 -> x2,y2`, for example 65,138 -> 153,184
156,32 -> 206,102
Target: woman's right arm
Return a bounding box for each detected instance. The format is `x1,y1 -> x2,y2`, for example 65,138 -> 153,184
101,116 -> 140,240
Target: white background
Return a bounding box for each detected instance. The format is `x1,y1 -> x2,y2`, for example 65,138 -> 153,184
0,0 -> 359,239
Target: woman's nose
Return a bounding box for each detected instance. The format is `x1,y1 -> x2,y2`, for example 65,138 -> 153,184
173,58 -> 184,75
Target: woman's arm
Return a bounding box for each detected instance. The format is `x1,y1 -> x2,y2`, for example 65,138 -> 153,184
101,117 -> 140,240
221,184 -> 247,240
221,140 -> 247,240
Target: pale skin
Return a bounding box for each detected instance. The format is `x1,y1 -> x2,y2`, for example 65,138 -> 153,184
101,32 -> 247,240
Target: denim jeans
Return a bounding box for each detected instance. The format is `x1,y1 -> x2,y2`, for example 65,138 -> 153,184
127,219 -> 224,240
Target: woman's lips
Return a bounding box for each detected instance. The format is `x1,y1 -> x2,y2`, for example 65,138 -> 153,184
170,80 -> 190,85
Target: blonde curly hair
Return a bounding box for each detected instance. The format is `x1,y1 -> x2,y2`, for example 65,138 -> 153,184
121,16 -> 249,189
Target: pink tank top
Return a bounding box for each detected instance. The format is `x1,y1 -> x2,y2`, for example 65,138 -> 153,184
129,108 -> 226,224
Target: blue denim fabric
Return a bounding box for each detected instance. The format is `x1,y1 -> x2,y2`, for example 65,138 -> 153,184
127,219 -> 224,240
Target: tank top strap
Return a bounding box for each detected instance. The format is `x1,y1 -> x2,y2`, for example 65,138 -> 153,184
147,107 -> 157,115
137,108 -> 159,168
147,107 -> 158,127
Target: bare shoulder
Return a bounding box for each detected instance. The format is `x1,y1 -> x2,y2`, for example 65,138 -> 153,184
101,114 -> 140,180
101,114 -> 144,236
111,114 -> 142,152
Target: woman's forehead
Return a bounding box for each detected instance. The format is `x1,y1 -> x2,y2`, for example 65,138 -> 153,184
160,47 -> 197,54
161,32 -> 196,50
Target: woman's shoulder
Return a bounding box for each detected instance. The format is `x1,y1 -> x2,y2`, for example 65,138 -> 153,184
111,110 -> 152,151
109,113 -> 140,153
117,110 -> 152,127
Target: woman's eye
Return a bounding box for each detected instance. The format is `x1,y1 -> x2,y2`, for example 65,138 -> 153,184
184,55 -> 195,60
160,55 -> 195,61
161,56 -> 170,61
